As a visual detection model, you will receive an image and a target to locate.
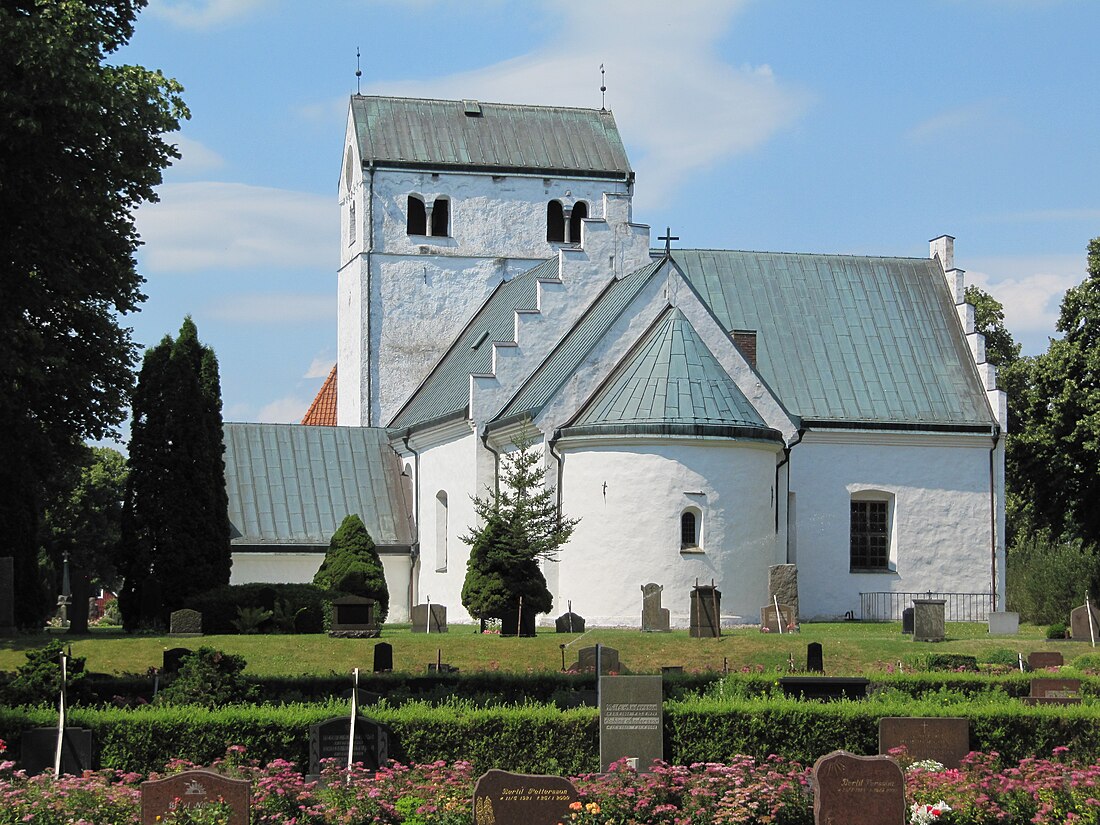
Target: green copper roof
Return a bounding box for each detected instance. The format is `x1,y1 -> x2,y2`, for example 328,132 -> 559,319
351,96 -> 632,178
574,308 -> 770,430
223,423 -> 413,547
671,250 -> 995,428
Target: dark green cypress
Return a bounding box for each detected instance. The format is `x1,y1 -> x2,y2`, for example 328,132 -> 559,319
313,514 -> 389,621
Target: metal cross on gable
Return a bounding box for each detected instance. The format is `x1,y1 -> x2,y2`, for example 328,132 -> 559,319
658,226 -> 679,255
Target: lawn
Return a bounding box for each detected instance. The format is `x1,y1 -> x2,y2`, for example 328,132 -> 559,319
1,621 -> 1093,677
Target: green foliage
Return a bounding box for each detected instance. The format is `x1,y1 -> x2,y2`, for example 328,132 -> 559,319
924,654 -> 979,672
0,640 -> 87,707
1006,530 -> 1099,624
0,0 -> 187,629
187,583 -> 329,634
156,647 -> 258,708
231,606 -> 273,634
965,284 -> 1022,375
119,318 -> 231,628
1047,622 -> 1069,640
461,425 -> 578,621
313,514 -> 389,621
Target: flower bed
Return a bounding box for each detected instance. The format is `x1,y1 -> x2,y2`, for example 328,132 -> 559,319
2,739 -> 1100,825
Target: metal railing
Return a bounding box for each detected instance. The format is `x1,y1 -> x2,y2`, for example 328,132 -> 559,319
859,591 -> 993,623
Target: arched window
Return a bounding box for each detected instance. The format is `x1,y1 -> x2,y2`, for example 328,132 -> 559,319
348,201 -> 356,245
681,509 -> 700,548
546,200 -> 565,242
569,200 -> 588,244
430,198 -> 449,237
407,195 -> 427,235
435,491 -> 448,572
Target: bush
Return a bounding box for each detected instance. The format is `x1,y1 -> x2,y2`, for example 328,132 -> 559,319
314,514 -> 389,621
187,583 -> 331,634
156,647 -> 258,707
0,640 -> 88,707
1006,531 -> 1099,624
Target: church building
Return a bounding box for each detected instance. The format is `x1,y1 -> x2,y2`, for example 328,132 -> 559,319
224,94 -> 1006,626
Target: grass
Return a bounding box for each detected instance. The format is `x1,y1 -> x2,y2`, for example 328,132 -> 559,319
1,621 -> 1095,678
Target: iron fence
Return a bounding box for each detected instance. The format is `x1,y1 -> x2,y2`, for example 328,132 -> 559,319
859,591 -> 993,623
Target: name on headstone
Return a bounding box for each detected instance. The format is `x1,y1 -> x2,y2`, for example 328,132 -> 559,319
760,603 -> 796,633
472,769 -> 578,825
813,751 -> 905,825
169,608 -> 203,636
878,717 -> 970,769
599,675 -> 663,771
308,715 -> 393,776
140,770 -> 250,825
1027,651 -> 1064,670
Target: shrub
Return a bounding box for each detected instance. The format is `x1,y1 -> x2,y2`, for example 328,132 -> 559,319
156,647 -> 258,707
1047,621 -> 1068,639
0,639 -> 88,707
187,583 -> 330,634
314,514 -> 389,621
1006,531 -> 1099,624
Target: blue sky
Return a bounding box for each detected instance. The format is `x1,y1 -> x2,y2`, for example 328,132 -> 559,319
114,0 -> 1100,430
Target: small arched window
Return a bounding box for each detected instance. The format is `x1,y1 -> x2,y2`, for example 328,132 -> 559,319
569,200 -> 588,244
348,201 -> 356,245
546,200 -> 565,242
681,510 -> 699,548
435,490 -> 448,572
407,195 -> 427,235
430,198 -> 449,237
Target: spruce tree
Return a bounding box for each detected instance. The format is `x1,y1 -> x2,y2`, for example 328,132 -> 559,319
313,514 -> 389,621
118,317 -> 231,628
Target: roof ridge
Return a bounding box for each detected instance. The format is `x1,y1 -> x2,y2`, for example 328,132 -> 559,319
667,248 -> 933,262
352,94 -> 615,116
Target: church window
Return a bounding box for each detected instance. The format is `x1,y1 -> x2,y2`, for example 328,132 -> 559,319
546,200 -> 565,242
681,508 -> 701,548
407,195 -> 427,235
569,200 -> 588,244
348,201 -> 356,245
430,198 -> 449,237
850,496 -> 892,571
435,490 -> 448,572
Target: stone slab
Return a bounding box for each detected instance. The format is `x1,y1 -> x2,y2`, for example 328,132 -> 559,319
988,611 -> 1019,635
641,583 -> 670,632
1070,604 -> 1100,641
878,717 -> 970,768
141,770 -> 249,825
1030,678 -> 1082,699
411,603 -> 447,633
901,607 -> 914,635
169,608 -> 202,636
768,564 -> 799,619
472,769 -> 578,825
373,642 -> 393,672
20,727 -> 94,775
912,599 -> 946,642
599,675 -> 663,772
308,714 -> 394,776
760,603 -> 797,633
1027,651 -> 1064,670
813,751 -> 905,825
806,642 -> 824,673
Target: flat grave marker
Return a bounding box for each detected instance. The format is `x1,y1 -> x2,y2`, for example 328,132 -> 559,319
878,717 -> 970,768
472,769 -> 578,825
599,675 -> 663,771
813,750 -> 905,825
141,770 -> 249,825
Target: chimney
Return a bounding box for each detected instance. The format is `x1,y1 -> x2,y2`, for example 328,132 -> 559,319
930,235 -> 964,305
732,330 -> 757,369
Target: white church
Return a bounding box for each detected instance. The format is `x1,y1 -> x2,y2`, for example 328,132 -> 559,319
222,94 -> 1006,627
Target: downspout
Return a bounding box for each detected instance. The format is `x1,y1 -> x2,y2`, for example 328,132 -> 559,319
402,428 -> 420,614
480,426 -> 501,498
989,425 -> 1000,611
548,428 -> 565,524
366,164 -> 375,426
774,428 -> 806,543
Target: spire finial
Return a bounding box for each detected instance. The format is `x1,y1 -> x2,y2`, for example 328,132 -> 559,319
600,63 -> 606,111
355,47 -> 362,95
658,226 -> 679,256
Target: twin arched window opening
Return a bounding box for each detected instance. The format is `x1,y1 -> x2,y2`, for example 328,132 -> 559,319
546,200 -> 588,243
407,195 -> 449,237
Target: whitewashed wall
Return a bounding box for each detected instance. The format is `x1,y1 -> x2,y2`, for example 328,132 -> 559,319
788,431 -> 997,619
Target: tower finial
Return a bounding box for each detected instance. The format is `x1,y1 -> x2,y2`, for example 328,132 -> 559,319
600,63 -> 606,111
355,47 -> 362,95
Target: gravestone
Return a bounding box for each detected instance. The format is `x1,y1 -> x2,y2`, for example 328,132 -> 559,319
599,675 -> 663,771
572,645 -> 620,675
806,642 -> 824,673
912,599 -> 946,642
162,647 -> 192,674
308,714 -> 394,776
901,607 -> 914,635
472,769 -> 578,825
689,585 -> 721,638
988,611 -> 1019,635
768,564 -> 799,620
0,556 -> 16,636
500,605 -> 536,637
641,583 -> 670,632
813,751 -> 905,825
411,603 -> 447,633
1069,603 -> 1100,641
554,611 -> 585,633
373,641 -> 393,672
329,595 -> 381,637
1027,651 -> 1064,670
760,603 -> 796,633
779,676 -> 869,701
1029,677 -> 1082,700
141,770 -> 250,825
878,717 -> 970,768
169,608 -> 202,636
20,728 -> 94,775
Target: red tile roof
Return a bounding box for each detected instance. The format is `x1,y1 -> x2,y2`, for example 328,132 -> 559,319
301,364 -> 337,426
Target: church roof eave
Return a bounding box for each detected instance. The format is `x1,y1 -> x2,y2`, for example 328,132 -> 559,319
555,422 -> 785,445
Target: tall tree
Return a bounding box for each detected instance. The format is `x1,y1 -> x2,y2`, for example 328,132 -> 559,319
461,426 -> 578,623
0,1 -> 187,627
119,318 -> 231,628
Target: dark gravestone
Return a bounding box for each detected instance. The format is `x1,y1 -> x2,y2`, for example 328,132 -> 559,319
1070,603 -> 1100,641
1027,651 -> 1064,670
20,728 -> 94,775
572,645 -> 620,674
330,595 -> 381,637
141,770 -> 250,825
411,603 -> 447,633
912,599 -> 946,642
689,585 -> 721,638
878,717 -> 970,768
0,556 -> 16,636
472,769 -> 578,825
169,608 -> 203,636
813,751 -> 905,825
500,605 -> 536,637
901,607 -> 914,635
555,611 -> 585,633
806,642 -> 824,673
163,647 -> 192,674
599,675 -> 663,772
373,641 -> 393,672
779,676 -> 869,701
308,714 -> 394,776
641,582 -> 670,632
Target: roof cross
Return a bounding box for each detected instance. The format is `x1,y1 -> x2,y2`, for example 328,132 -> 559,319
659,227 -> 679,255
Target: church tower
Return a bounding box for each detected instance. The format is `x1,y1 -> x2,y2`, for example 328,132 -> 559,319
337,96 -> 638,426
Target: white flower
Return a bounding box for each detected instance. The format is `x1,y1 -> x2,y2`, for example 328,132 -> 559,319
910,800 -> 952,824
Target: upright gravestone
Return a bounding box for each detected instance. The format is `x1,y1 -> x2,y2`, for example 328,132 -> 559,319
901,607 -> 914,635
641,583 -> 670,632
768,564 -> 799,621
689,585 -> 721,638
141,770 -> 250,825
988,611 -> 1020,635
760,603 -> 796,633
162,647 -> 192,674
555,611 -> 585,633
472,769 -> 578,825
308,714 -> 394,776
1028,678 -> 1082,704
813,751 -> 905,825
411,603 -> 447,633
373,641 -> 393,672
329,595 -> 381,637
599,675 -> 663,771
169,608 -> 203,636
878,717 -> 970,769
912,599 -> 946,642
1069,603 -> 1100,641
0,557 -> 16,636
573,645 -> 620,675
1027,651 -> 1064,670
806,642 -> 824,673
20,728 -> 94,775
500,605 -> 536,637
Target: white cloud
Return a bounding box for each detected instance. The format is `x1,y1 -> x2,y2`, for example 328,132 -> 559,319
205,293 -> 334,324
135,182 -> 335,272
148,0 -> 272,29
304,356 -> 336,379
906,100 -> 1000,143
255,395 -> 311,424
167,135 -> 226,176
366,0 -> 809,208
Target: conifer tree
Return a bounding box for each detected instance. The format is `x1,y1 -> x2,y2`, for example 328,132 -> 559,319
118,318 -> 230,628
313,514 -> 389,621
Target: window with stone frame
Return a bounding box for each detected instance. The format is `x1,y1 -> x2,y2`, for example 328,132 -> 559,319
850,499 -> 890,570
407,195 -> 427,235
